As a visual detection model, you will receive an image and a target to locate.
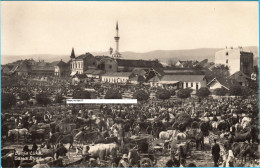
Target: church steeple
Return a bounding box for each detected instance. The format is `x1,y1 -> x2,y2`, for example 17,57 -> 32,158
70,48 -> 75,59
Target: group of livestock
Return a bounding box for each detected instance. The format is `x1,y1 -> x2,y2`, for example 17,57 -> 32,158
2,95 -> 260,167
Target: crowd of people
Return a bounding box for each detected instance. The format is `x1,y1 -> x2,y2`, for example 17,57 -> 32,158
1,75 -> 259,167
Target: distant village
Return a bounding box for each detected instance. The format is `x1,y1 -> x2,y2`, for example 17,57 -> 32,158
1,23 -> 257,93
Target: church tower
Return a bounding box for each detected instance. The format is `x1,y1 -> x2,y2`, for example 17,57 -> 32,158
112,21 -> 122,58
70,48 -> 75,59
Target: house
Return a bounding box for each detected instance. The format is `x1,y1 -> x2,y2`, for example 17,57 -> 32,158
84,69 -> 104,79
146,68 -> 165,86
175,61 -> 194,68
227,71 -> 251,87
54,60 -> 69,77
1,65 -> 14,75
71,73 -> 87,85
207,77 -> 238,90
101,72 -> 134,83
158,75 -> 207,90
97,57 -> 118,72
116,59 -> 163,72
70,50 -> 97,76
31,61 -> 55,76
10,62 -> 31,76
129,75 -> 146,84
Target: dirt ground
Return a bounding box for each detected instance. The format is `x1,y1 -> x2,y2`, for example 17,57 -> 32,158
2,137 -> 259,167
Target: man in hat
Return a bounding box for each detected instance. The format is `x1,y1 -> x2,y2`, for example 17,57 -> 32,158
211,139 -> 220,167
118,154 -> 129,168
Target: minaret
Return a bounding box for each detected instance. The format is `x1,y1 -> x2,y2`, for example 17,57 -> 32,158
112,21 -> 121,58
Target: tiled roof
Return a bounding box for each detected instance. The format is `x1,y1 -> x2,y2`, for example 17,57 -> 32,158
207,77 -> 239,90
148,75 -> 161,82
76,53 -> 94,60
228,71 -> 250,80
84,69 -> 104,75
160,75 -> 205,83
130,75 -> 146,82
31,65 -> 54,71
116,59 -> 163,68
102,72 -> 133,77
57,60 -> 68,67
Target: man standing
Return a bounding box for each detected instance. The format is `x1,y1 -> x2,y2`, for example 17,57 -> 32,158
212,139 -> 221,167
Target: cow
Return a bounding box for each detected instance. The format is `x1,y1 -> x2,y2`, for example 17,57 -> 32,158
29,130 -> 45,142
57,134 -> 74,150
176,132 -> 187,141
36,157 -> 53,164
83,143 -> 119,161
8,128 -> 29,141
159,130 -> 177,140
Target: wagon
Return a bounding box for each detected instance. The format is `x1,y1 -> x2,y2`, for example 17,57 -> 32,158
128,134 -> 157,167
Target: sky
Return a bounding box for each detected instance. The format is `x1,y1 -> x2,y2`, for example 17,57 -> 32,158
1,1 -> 259,56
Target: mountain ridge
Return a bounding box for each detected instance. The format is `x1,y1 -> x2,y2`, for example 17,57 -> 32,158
2,46 -> 258,66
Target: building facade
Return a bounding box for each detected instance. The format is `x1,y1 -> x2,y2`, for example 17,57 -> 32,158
101,72 -> 133,83
215,47 -> 254,75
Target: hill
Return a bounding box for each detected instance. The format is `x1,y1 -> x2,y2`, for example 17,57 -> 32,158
2,47 -> 258,66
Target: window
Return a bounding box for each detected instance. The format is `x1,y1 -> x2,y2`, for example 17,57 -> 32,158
226,52 -> 228,56
191,83 -> 193,87
226,59 -> 228,64
109,65 -> 112,69
186,83 -> 188,87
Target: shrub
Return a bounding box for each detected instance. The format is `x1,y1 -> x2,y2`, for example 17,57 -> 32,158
196,87 -> 211,98
105,89 -> 122,99
2,93 -> 16,109
133,90 -> 149,101
215,88 -> 227,96
156,89 -> 171,100
177,89 -> 191,99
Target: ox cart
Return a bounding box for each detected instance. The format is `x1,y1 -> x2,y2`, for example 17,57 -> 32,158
128,134 -> 157,167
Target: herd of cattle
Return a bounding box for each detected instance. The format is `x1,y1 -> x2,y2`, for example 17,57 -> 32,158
1,105 -> 259,168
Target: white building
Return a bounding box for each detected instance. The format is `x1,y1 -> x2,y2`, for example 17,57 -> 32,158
101,72 -> 133,83
159,75 -> 207,90
215,47 -> 254,75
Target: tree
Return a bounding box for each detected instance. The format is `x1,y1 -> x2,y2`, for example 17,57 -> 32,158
156,89 -> 171,100
205,65 -> 230,81
174,113 -> 192,131
2,93 -> 16,109
72,90 -> 91,99
55,94 -> 64,103
36,93 -> 51,106
133,90 -> 149,101
105,89 -> 122,99
19,92 -> 30,101
169,89 -> 176,96
196,87 -> 211,99
177,89 -> 191,99
215,88 -> 228,96
229,85 -> 243,96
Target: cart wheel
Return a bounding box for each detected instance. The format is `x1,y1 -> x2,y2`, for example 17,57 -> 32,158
140,157 -> 153,167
